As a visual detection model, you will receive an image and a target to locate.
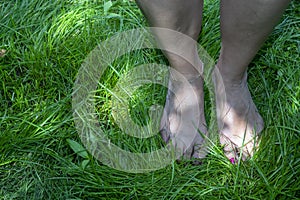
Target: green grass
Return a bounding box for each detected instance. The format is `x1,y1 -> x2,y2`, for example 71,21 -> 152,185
0,0 -> 299,199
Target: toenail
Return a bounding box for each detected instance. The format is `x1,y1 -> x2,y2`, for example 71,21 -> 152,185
229,158 -> 235,164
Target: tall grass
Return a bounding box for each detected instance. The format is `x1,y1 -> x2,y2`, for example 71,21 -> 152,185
0,0 -> 299,199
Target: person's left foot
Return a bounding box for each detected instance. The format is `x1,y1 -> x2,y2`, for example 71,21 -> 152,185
213,67 -> 264,162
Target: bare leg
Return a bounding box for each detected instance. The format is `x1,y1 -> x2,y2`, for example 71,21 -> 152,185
216,0 -> 290,161
136,0 -> 207,159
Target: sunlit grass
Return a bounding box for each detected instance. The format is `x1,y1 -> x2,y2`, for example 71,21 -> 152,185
0,0 -> 299,199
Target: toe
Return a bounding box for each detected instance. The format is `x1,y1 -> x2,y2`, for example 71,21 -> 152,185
220,134 -> 238,163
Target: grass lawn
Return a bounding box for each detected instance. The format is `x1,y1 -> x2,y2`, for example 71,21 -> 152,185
0,0 -> 299,199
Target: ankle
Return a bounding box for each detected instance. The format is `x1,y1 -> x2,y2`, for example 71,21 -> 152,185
215,65 -> 247,87
169,71 -> 203,88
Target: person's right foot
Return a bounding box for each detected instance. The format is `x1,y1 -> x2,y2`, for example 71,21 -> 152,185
160,72 -> 208,160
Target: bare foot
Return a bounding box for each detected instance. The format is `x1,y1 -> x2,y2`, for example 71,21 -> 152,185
160,72 -> 208,160
213,67 -> 264,162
